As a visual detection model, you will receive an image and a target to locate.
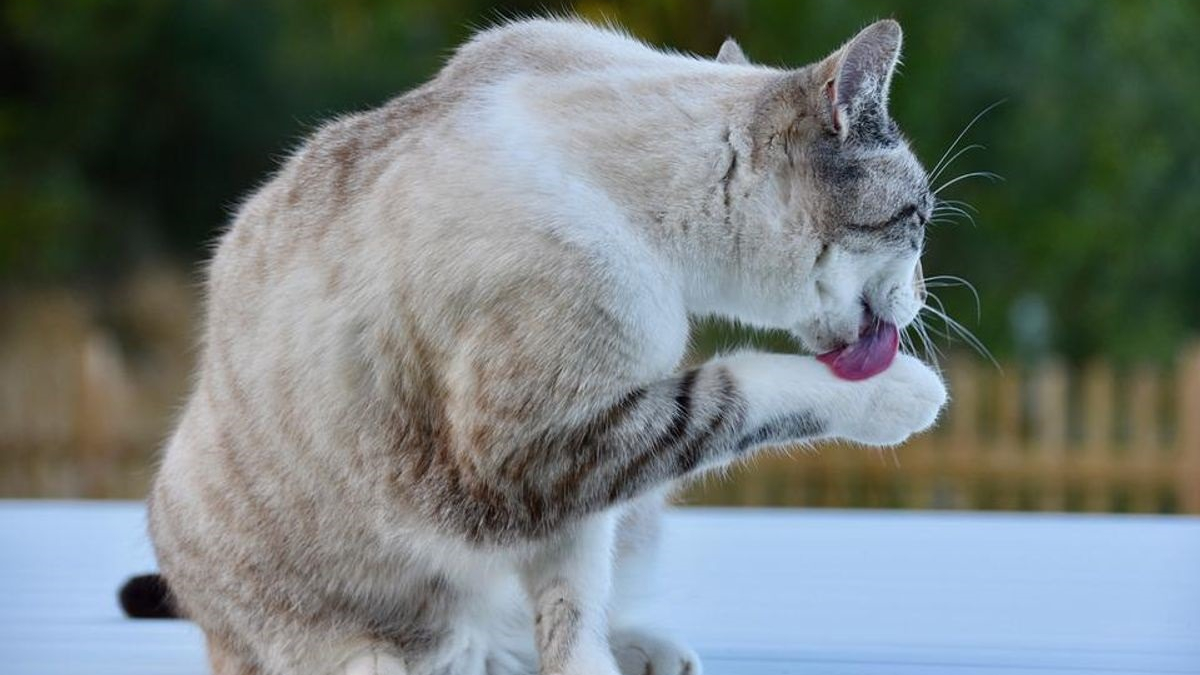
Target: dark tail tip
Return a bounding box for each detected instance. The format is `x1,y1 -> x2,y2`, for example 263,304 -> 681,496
119,573 -> 179,619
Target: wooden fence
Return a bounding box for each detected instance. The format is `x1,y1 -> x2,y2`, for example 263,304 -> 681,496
2,280 -> 1199,512
0,272 -> 197,500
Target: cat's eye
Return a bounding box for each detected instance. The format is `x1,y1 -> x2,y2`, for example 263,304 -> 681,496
848,204 -> 921,231
889,204 -> 920,227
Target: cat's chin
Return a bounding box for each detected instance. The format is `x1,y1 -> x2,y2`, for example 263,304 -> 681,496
789,329 -> 838,357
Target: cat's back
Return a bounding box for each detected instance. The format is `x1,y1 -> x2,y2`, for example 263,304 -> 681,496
276,17 -> 676,200
438,17 -> 673,84
210,18 -> 671,274
288,17 -> 673,177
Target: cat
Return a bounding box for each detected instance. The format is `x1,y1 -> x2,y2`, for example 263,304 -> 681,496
135,17 -> 947,675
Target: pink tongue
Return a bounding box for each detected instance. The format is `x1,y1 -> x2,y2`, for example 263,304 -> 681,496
817,321 -> 900,381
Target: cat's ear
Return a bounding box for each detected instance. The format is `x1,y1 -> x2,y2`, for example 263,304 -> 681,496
820,20 -> 903,140
716,37 -> 749,65
746,21 -> 901,165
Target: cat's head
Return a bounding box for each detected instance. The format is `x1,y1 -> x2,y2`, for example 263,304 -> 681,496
718,21 -> 932,355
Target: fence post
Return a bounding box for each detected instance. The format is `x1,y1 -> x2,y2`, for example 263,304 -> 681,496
76,332 -> 136,498
905,432 -> 937,509
993,368 -> 1023,510
1081,363 -> 1115,512
946,357 -> 979,509
1179,344 -> 1200,514
1033,361 -> 1068,511
1128,366 -> 1161,512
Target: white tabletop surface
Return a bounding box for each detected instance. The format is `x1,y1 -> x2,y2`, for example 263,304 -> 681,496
1,501 -> 1197,674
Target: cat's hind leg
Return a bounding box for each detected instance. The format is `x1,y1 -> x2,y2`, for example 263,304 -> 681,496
206,633 -> 262,675
609,492 -> 701,675
221,623 -> 412,675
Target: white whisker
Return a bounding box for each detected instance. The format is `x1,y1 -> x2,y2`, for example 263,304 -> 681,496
927,99 -> 1006,180
924,304 -> 999,370
923,293 -> 949,327
899,328 -> 916,356
937,198 -> 979,213
929,143 -> 985,184
888,446 -> 901,468
906,312 -> 943,364
923,275 -> 982,321
931,204 -> 977,227
935,170 -> 1003,195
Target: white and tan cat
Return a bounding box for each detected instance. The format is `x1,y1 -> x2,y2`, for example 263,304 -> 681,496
138,17 -> 946,675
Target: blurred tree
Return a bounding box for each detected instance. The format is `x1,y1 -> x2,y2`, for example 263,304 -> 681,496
1,0 -> 1197,362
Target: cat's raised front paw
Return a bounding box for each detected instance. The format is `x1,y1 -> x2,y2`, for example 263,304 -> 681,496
611,627 -> 701,675
836,353 -> 947,446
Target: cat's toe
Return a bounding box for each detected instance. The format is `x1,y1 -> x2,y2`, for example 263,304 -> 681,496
611,627 -> 701,675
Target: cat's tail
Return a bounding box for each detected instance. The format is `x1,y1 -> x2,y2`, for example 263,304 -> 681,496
118,573 -> 181,619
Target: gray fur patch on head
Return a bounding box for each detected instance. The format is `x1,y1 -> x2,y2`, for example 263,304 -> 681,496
808,138 -> 931,249
844,104 -> 903,148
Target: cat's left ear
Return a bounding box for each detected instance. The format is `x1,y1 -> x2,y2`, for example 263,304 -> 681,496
820,20 -> 903,140
716,37 -> 749,65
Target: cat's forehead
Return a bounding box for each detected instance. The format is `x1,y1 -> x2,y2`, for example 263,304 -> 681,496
810,137 -> 930,226
858,145 -> 929,199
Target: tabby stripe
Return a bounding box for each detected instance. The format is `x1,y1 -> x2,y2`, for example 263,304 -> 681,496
605,368 -> 699,502
659,368 -> 699,448
604,385 -> 648,431
737,410 -> 825,452
674,368 -> 741,474
544,385 -> 649,502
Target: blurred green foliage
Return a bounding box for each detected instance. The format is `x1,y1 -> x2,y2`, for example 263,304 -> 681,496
2,0 -> 1198,362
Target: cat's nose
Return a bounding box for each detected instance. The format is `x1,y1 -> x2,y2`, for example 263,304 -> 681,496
913,260 -> 927,303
